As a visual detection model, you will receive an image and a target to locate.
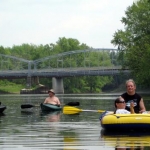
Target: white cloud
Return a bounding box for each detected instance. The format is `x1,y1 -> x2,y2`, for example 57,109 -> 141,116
0,0 -> 134,48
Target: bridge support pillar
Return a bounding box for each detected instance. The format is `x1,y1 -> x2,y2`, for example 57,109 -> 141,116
26,76 -> 31,89
52,77 -> 64,94
32,76 -> 39,85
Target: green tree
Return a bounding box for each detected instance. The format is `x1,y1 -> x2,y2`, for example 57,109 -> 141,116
111,0 -> 150,86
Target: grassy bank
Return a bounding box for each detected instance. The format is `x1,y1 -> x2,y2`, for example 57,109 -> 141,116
0,80 -> 49,94
0,80 -> 24,94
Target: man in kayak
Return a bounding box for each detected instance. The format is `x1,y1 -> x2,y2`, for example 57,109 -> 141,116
120,79 -> 146,113
44,89 -> 61,106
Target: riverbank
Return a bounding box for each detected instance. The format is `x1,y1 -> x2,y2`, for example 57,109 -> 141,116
0,81 -> 149,94
20,85 -> 49,94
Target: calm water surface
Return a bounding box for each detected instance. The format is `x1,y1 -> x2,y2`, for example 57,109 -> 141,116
0,93 -> 150,150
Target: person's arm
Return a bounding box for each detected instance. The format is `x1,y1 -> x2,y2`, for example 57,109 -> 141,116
130,102 -> 135,114
139,98 -> 146,113
43,98 -> 48,104
56,97 -> 61,106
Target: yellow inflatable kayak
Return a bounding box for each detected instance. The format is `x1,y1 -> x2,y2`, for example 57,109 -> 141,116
101,113 -> 150,130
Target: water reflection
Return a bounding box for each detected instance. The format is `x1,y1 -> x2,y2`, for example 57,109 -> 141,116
101,129 -> 150,149
21,109 -> 34,115
115,146 -> 144,150
41,111 -> 61,122
0,113 -> 5,116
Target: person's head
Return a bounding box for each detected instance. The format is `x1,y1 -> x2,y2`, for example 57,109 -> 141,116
48,89 -> 55,96
125,79 -> 136,95
114,97 -> 126,109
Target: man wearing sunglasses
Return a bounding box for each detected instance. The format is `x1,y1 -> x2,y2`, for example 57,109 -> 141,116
114,97 -> 134,114
99,97 -> 134,121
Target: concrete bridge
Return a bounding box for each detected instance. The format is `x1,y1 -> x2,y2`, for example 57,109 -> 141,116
0,48 -> 130,93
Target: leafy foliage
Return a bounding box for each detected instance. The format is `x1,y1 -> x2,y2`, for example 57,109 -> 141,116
111,0 -> 150,86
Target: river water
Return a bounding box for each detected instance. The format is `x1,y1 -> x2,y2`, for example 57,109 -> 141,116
0,93 -> 150,150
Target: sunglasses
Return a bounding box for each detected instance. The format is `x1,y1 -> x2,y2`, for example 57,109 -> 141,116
117,101 -> 125,103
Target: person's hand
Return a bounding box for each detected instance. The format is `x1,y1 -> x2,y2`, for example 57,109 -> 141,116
139,110 -> 146,113
130,102 -> 135,114
130,102 -> 134,108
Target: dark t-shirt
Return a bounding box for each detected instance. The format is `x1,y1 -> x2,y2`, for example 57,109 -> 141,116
121,92 -> 142,113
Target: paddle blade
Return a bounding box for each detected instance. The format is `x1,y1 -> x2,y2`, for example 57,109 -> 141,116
63,106 -> 82,114
66,102 -> 80,106
21,104 -> 34,109
63,110 -> 80,115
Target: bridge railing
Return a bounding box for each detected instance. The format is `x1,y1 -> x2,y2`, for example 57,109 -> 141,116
0,49 -> 128,78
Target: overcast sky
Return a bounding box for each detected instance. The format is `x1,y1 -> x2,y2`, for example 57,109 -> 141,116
0,0 -> 134,48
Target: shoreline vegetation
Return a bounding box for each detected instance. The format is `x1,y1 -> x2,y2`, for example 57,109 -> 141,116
0,83 -> 49,94
0,82 -> 149,94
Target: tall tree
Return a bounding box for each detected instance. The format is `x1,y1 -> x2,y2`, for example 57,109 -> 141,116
111,0 -> 150,86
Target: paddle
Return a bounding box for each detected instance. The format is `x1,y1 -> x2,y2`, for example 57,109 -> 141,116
63,106 -> 106,114
21,101 -> 80,109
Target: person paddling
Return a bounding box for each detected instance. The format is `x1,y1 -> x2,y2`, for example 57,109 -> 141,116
44,89 -> 61,106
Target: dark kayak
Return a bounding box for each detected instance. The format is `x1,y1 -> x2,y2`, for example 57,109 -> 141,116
40,103 -> 62,112
0,105 -> 6,113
